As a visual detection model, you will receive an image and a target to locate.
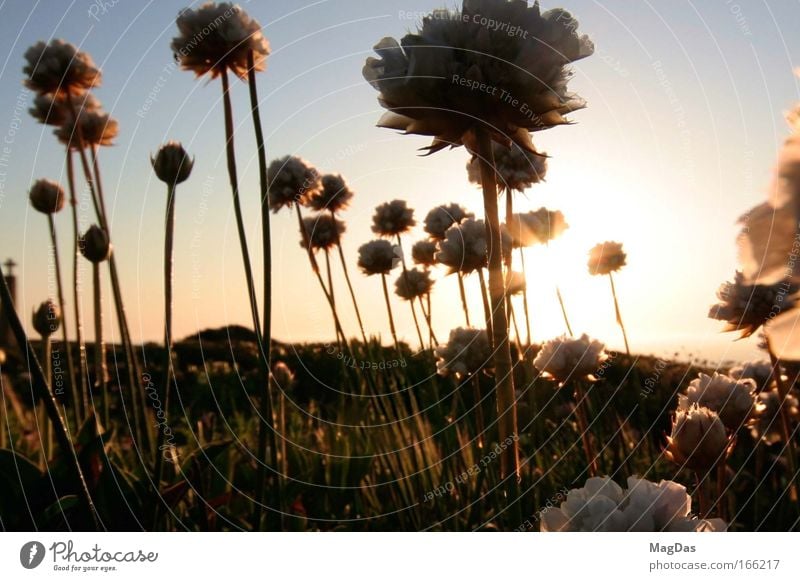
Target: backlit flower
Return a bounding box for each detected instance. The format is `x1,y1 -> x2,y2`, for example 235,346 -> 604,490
752,387 -> 800,444
423,204 -> 473,240
29,179 -> 65,214
171,2 -> 270,79
665,405 -> 729,471
308,174 -> 354,214
467,142 -> 547,192
23,39 -> 101,97
507,208 -> 568,247
411,239 -> 438,267
32,299 -> 61,338
363,0 -> 593,154
357,240 -> 399,276
728,360 -> 774,392
435,327 -> 491,377
80,225 -> 112,263
300,214 -> 345,252
56,108 -> 119,148
395,268 -> 434,300
151,141 -> 194,185
679,372 -> 756,431
28,93 -> 100,127
371,199 -> 415,237
587,241 -> 626,275
540,476 -> 726,532
436,217 -> 509,274
533,333 -> 607,383
267,156 -> 322,212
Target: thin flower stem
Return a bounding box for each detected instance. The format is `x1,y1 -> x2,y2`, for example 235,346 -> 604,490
608,272 -> 630,355
475,125 -> 521,525
573,381 -> 598,477
518,247 -> 532,345
457,273 -> 471,327
40,337 -> 52,467
476,268 -> 494,349
335,235 -> 368,345
395,235 -> 425,350
418,291 -> 438,347
92,262 -> 108,429
546,242 -> 573,337
696,472 -> 709,518
324,249 -> 339,344
381,273 -> 401,355
47,214 -> 77,421
507,296 -> 524,357
471,374 -> 485,450
766,342 -> 799,504
0,270 -> 100,529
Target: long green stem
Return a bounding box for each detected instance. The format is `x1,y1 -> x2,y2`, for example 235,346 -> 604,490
92,262 -> 108,429
608,272 -> 630,355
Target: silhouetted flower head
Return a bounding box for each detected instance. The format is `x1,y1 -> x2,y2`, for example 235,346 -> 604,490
423,203 -> 473,240
29,93 -> 100,127
271,361 -> 295,389
23,39 -> 101,97
533,333 -> 607,383
29,179 -> 66,214
587,241 -> 626,275
357,240 -> 399,276
678,372 -> 755,431
728,360 -> 774,392
752,387 -> 800,444
267,155 -> 322,212
507,208 -> 568,247
363,0 -> 593,154
665,405 -> 729,471
540,476 -> 726,532
32,299 -> 61,338
56,108 -> 119,148
80,225 -> 112,263
152,141 -> 194,185
436,217 -> 509,274
412,239 -> 438,267
371,199 -> 416,237
171,2 -> 270,79
308,174 -> 354,213
395,268 -> 434,300
467,142 -> 547,192
435,326 -> 491,377
301,214 -> 345,251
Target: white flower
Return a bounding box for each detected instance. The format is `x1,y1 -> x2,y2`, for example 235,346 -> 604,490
171,2 -> 270,79
587,241 -> 626,275
679,372 -> 756,431
541,476 -> 727,532
533,333 -> 607,383
423,204 -> 473,240
267,156 -> 322,212
395,268 -> 434,300
363,0 -> 593,154
435,217 -> 510,275
666,405 -> 729,471
728,360 -> 774,391
357,240 -> 399,276
371,199 -> 415,237
467,142 -> 547,192
435,327 -> 491,377
23,39 -> 101,97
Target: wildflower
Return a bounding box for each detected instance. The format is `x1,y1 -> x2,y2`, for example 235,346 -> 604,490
752,388 -> 800,444
708,272 -> 797,338
587,241 -> 626,275
363,0 -> 593,154
679,372 -> 756,431
23,39 -> 101,97
728,360 -> 774,392
394,268 -> 434,300
300,214 -> 345,251
436,218 -> 508,275
267,155 -> 321,212
540,476 -> 726,532
80,225 -> 112,263
28,93 -> 100,127
467,142 -> 547,192
29,179 -> 65,214
371,199 -> 415,237
32,299 -> 61,338
665,405 -> 729,470
308,174 -> 354,214
171,2 -> 270,79
533,334 -> 608,383
151,141 -> 194,186
411,239 -> 437,267
56,108 -> 119,148
271,361 -> 295,388
423,204 -> 473,240
434,327 -> 491,377
357,240 -> 399,276
507,208 -> 568,247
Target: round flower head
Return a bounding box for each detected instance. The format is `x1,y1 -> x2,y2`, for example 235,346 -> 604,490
540,476 -> 726,532
434,327 -> 491,377
363,1 -> 593,154
56,108 -> 119,148
371,199 -> 416,237
394,268 -> 434,300
467,142 -> 547,193
357,239 -> 399,276
678,372 -> 755,431
308,174 -> 354,213
29,179 -> 66,214
23,39 -> 101,97
32,299 -> 61,338
708,272 -> 798,339
411,239 -> 438,267
728,360 -> 774,392
435,217 -> 509,275
28,93 -> 100,127
587,241 -> 626,275
152,141 -> 194,185
423,203 -> 473,240
267,155 -> 322,212
505,271 -> 526,296
80,225 -> 112,263
300,214 -> 345,252
171,2 -> 270,79
507,208 -> 568,248
533,333 -> 607,383
665,405 -> 729,471
752,387 -> 800,444
271,361 -> 295,389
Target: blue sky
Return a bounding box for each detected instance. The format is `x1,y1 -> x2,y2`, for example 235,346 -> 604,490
1,0 -> 799,363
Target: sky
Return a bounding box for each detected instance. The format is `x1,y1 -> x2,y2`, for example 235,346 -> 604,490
0,0 -> 799,364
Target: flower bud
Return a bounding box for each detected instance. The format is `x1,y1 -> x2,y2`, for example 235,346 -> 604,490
32,299 -> 61,338
666,405 -> 729,471
29,179 -> 66,214
151,141 -> 194,185
271,362 -> 294,388
80,225 -> 111,263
